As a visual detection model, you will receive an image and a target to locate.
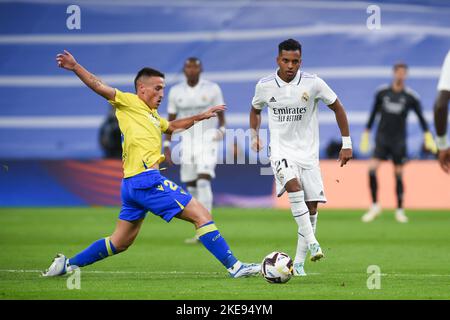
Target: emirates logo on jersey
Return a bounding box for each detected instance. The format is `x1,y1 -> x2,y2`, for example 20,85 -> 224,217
302,91 -> 309,102
273,106 -> 306,122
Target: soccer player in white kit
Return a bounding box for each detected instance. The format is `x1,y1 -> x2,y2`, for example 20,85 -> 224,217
434,50 -> 450,173
249,39 -> 353,276
165,57 -> 226,243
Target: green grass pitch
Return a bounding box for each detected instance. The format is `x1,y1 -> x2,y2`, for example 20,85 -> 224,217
0,207 -> 449,300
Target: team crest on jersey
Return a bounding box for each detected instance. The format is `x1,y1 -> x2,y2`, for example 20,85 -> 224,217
148,113 -> 161,128
301,92 -> 309,103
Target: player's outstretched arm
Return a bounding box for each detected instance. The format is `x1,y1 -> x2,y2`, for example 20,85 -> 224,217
56,50 -> 115,101
411,98 -> 437,154
163,113 -> 177,166
165,105 -> 226,134
328,98 -> 353,167
360,94 -> 381,154
213,110 -> 226,141
249,106 -> 263,152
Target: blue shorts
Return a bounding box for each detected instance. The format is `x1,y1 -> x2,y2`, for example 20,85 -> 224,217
119,170 -> 192,222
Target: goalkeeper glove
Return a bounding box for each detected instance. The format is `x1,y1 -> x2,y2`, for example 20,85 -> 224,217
360,130 -> 370,154
424,131 -> 437,154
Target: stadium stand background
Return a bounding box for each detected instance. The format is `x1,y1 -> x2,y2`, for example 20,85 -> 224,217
0,0 -> 449,207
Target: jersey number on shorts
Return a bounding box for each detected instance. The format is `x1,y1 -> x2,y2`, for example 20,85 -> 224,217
275,159 -> 289,173
162,179 -> 188,195
163,179 -> 179,191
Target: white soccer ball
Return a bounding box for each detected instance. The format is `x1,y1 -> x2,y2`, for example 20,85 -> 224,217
261,251 -> 293,284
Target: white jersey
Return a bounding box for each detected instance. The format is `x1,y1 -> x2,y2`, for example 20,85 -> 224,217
167,79 -> 225,144
437,50 -> 450,91
252,70 -> 337,168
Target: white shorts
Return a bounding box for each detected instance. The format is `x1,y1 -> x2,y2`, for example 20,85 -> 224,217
180,142 -> 218,182
271,158 -> 327,203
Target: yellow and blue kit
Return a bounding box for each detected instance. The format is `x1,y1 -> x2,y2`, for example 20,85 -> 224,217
67,89 -> 238,271
108,89 -> 192,222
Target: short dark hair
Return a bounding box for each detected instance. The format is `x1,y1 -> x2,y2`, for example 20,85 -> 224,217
134,67 -> 165,92
278,38 -> 302,54
393,62 -> 408,71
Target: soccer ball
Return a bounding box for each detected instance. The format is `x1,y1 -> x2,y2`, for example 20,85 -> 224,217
261,251 -> 293,284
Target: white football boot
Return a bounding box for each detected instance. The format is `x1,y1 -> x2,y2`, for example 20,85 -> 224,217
362,204 -> 382,222
309,243 -> 324,262
229,262 -> 261,278
293,262 -> 307,276
395,208 -> 409,223
42,254 -> 76,277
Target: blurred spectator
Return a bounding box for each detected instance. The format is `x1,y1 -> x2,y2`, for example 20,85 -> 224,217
99,109 -> 122,159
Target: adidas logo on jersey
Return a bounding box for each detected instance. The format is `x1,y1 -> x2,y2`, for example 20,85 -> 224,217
269,97 -> 277,102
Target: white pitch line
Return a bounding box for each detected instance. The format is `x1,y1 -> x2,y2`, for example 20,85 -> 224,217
0,269 -> 223,276
1,269 -> 450,277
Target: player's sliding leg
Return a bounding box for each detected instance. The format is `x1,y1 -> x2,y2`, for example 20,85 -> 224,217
362,158 -> 382,222
185,173 -> 214,244
42,218 -> 144,277
176,197 -> 260,278
285,179 -> 323,263
294,202 -> 319,276
184,180 -> 201,244
394,165 -> 408,223
185,171 -> 215,244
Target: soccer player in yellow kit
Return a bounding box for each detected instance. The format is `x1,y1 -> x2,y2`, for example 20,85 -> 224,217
43,50 -> 260,278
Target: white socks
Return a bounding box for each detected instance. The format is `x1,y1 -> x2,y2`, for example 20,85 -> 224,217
294,213 -> 319,264
288,190 -> 319,265
197,179 -> 213,213
289,191 -> 318,246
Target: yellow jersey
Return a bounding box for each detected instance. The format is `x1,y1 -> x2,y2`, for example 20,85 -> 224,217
108,89 -> 169,178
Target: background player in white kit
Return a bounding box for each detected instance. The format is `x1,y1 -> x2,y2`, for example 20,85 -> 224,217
249,39 -> 353,276
434,50 -> 450,173
165,57 -> 226,243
